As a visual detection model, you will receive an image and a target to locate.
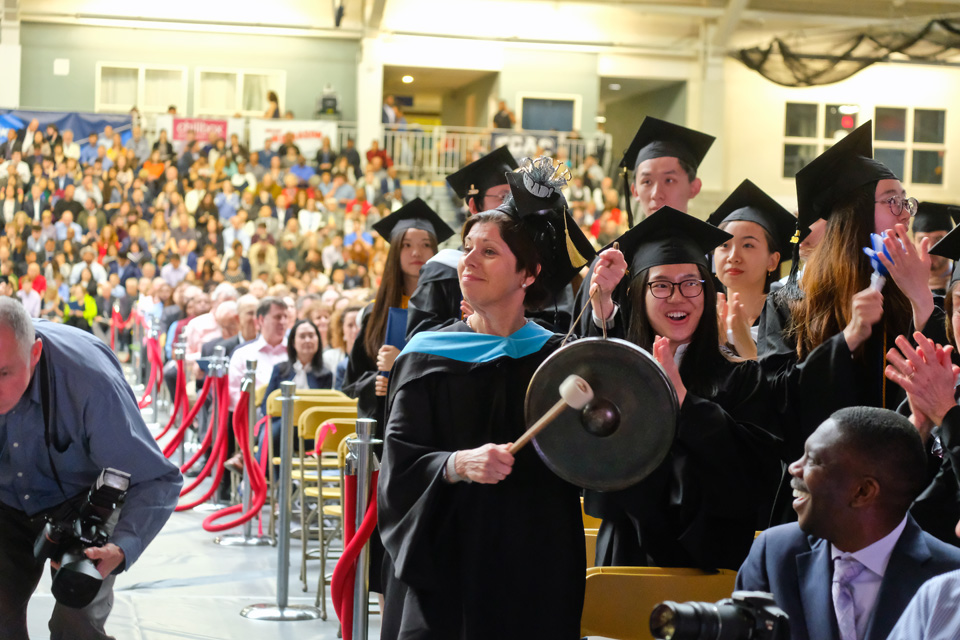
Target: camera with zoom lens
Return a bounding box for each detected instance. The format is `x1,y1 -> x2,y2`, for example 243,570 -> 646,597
650,590 -> 790,640
33,468 -> 131,609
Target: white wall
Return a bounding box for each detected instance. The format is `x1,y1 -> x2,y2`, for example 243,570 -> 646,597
724,59 -> 960,209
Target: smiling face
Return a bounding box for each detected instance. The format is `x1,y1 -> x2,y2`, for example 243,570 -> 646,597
714,220 -> 780,294
873,178 -> 911,234
788,419 -> 860,541
644,263 -> 705,348
398,228 -> 435,280
293,322 -> 320,363
632,156 -> 702,216
458,221 -> 533,311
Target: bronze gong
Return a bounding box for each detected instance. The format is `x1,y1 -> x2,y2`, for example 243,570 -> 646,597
524,337 -> 678,491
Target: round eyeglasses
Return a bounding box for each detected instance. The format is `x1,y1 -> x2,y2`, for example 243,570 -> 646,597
875,195 -> 919,218
646,279 -> 705,299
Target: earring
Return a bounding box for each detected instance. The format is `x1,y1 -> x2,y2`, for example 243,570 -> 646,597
522,283 -> 528,289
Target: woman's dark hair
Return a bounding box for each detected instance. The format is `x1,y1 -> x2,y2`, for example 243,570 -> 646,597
279,319 -> 325,376
363,227 -> 438,360
626,263 -> 728,398
789,181 -> 912,359
461,209 -> 550,310
267,91 -> 279,103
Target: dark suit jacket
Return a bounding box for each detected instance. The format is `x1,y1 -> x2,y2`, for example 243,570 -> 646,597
736,517 -> 960,640
22,194 -> 49,222
201,334 -> 242,359
260,361 -> 333,415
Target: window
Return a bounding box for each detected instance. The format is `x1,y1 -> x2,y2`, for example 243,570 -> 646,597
96,63 -> 187,114
782,102 -> 859,178
194,68 -> 286,117
516,93 -> 582,132
874,106 -> 946,186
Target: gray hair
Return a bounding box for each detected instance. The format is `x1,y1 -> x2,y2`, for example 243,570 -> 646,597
211,282 -> 238,303
0,297 -> 35,360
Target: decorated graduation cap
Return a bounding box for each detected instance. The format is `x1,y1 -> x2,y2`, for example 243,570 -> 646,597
912,201 -> 960,234
928,223 -> 960,287
446,145 -> 518,202
371,197 -> 455,244
795,121 -> 897,234
706,179 -> 796,254
612,207 -> 732,280
617,116 -> 714,229
503,156 -> 596,296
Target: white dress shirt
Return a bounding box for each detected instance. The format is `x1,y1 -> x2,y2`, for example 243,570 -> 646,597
830,516 -> 908,640
228,335 -> 288,410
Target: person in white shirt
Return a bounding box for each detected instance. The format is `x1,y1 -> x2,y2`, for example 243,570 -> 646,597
61,129 -> 81,160
183,283 -> 238,362
228,297 -> 290,409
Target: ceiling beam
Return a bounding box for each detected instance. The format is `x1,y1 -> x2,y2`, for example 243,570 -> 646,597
714,0 -> 750,47
365,0 -> 388,31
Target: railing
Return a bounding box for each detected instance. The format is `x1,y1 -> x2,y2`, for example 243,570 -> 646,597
140,115 -> 613,180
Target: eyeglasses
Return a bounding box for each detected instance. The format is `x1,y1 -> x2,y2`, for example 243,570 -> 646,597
483,192 -> 509,204
646,279 -> 705,299
875,195 -> 919,218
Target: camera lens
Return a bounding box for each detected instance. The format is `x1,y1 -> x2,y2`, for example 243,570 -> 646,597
651,602 -> 721,639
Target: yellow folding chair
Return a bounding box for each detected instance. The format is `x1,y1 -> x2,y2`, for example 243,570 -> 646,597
580,567 -> 738,640
302,418 -> 355,613
582,496 -> 602,529
263,390 -> 355,542
585,528 -> 598,570
295,404 -> 358,593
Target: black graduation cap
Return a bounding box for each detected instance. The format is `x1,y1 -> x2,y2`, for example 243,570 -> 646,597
929,225 -> 960,287
619,116 -> 715,173
912,201 -> 960,234
371,198 -> 455,244
503,158 -> 596,296
445,146 -> 518,200
795,121 -> 897,233
706,179 -> 796,254
612,207 -> 732,279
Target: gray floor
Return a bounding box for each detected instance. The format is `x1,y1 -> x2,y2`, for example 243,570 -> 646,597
28,494 -> 381,639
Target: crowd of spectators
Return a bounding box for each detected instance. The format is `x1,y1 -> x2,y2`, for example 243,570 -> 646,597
0,117 -> 620,380
0,118 -> 422,368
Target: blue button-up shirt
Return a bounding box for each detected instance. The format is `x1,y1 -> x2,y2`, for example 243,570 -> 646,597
0,320 -> 182,569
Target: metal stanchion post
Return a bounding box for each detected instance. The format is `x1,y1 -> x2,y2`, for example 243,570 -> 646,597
173,337 -> 187,468
143,324 -> 161,430
110,301 -> 120,356
196,345 -> 229,513
348,418 -> 381,640
215,360 -> 271,547
241,382 -> 322,621
130,311 -> 144,394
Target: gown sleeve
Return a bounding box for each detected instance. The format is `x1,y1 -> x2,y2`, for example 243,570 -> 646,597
378,374 -> 459,589
342,305 -> 384,422
911,404 -> 960,546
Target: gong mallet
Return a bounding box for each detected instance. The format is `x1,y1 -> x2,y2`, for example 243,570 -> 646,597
509,374 -> 594,454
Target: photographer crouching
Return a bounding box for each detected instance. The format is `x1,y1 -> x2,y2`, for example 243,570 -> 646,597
0,298 -> 182,640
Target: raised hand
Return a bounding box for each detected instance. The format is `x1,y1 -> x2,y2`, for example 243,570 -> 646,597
589,247 -> 627,321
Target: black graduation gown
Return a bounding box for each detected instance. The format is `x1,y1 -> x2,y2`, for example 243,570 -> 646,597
405,260 -> 462,341
910,400 -> 960,547
757,289 -> 949,522
378,323 -> 585,640
343,302 -> 386,426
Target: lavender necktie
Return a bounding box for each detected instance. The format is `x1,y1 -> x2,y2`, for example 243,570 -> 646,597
832,556 -> 866,640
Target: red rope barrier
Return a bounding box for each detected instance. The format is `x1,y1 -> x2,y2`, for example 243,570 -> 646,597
176,376 -> 232,511
154,359 -> 186,441
331,470 -> 379,640
202,390 -> 269,531
162,373 -> 214,459
137,337 -> 162,409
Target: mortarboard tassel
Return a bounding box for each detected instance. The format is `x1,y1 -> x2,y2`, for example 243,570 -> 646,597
620,166 -> 634,228
564,209 -> 588,269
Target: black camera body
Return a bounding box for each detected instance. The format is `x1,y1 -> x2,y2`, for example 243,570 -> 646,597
650,590 -> 790,640
33,468 -> 131,609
